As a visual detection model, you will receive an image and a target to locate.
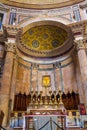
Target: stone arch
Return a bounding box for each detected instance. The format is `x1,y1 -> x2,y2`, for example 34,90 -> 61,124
19,17 -> 72,33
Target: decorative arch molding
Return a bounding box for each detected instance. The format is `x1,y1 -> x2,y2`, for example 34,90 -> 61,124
19,17 -> 72,33
16,47 -> 73,65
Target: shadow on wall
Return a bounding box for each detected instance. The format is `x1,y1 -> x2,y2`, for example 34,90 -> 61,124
0,110 -> 4,130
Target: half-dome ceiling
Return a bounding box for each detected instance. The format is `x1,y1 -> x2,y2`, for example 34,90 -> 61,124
17,23 -> 74,58
22,25 -> 68,51
1,0 -> 84,9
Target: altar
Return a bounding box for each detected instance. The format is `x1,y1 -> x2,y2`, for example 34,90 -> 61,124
22,90 -> 67,130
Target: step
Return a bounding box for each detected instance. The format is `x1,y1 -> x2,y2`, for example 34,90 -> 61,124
6,128 -> 23,130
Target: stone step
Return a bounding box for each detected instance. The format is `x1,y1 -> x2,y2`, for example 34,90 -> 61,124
6,128 -> 23,130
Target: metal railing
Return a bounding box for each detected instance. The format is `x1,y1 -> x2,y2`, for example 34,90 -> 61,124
23,115 -> 67,130
38,117 -> 64,130
0,125 -> 6,130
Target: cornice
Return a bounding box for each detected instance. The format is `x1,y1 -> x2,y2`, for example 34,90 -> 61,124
0,2 -> 9,11
0,0 -> 84,9
3,25 -> 23,42
68,20 -> 87,39
68,20 -> 87,50
79,0 -> 87,9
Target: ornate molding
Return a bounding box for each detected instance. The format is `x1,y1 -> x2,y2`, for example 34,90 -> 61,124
31,63 -> 39,69
68,20 -> 87,51
79,0 -> 87,9
5,42 -> 16,53
74,40 -> 85,50
68,21 -> 84,35
68,20 -> 87,40
0,2 -> 9,11
3,25 -> 23,41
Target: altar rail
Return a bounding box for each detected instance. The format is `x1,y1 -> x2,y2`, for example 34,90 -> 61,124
9,111 -> 87,129
23,114 -> 67,130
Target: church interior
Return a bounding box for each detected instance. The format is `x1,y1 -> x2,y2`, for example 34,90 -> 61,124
0,0 -> 87,130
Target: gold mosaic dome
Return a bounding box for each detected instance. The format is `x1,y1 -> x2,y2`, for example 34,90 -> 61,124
17,21 -> 74,58
22,25 -> 68,51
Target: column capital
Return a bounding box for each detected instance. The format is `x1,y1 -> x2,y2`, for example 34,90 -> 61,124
74,40 -> 85,50
31,63 -> 39,69
5,42 -> 16,53
54,62 -> 61,68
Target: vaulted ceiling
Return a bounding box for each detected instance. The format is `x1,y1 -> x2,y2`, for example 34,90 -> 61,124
1,0 -> 84,9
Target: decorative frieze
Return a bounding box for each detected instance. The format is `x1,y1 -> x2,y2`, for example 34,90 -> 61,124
68,20 -> 87,41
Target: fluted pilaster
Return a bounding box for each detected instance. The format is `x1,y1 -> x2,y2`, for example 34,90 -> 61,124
0,42 -> 16,126
75,39 -> 87,112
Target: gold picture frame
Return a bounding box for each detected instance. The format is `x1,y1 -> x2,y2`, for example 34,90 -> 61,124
42,75 -> 51,87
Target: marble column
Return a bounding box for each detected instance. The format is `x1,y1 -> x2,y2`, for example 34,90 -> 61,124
10,55 -> 18,111
75,55 -> 84,104
76,40 -> 87,112
0,42 -> 15,126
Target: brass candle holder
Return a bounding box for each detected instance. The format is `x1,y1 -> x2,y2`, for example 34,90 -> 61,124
49,91 -> 53,105
44,94 -> 48,106
58,90 -> 66,112
30,91 -> 34,106
34,91 -> 38,109
53,91 -> 58,109
59,91 -> 63,104
40,91 -> 43,105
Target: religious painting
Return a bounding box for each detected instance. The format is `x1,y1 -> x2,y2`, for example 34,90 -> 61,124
42,75 -> 51,87
79,103 -> 86,115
